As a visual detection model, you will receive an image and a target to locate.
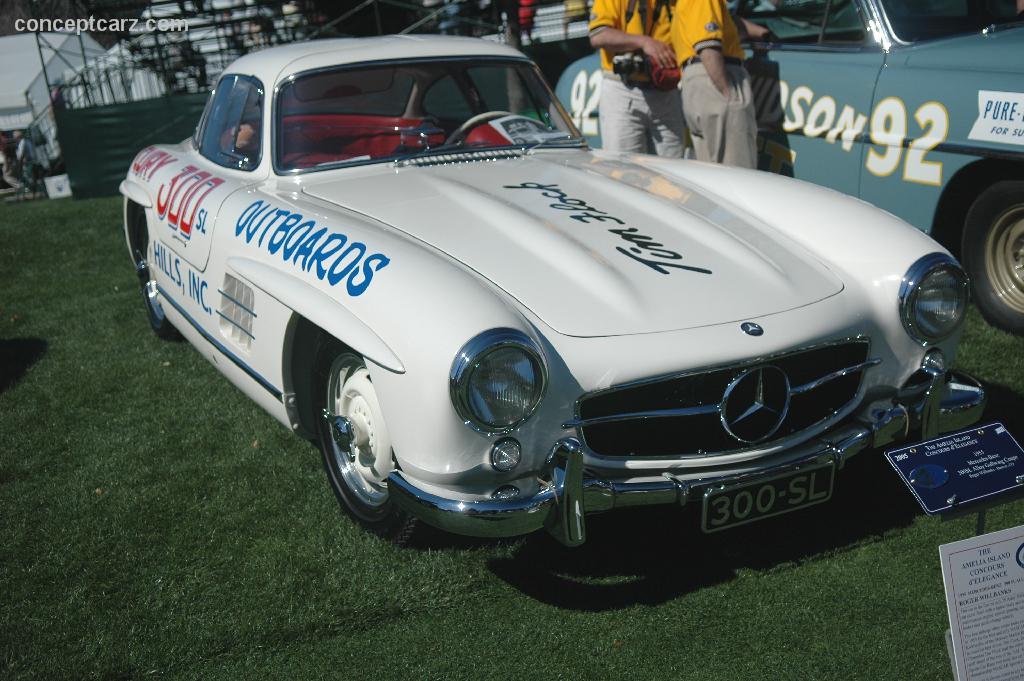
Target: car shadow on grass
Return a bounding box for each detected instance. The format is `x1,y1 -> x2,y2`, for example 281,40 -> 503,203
482,381 -> 1024,610
0,337 -> 47,393
976,382 -> 1024,435
483,450 -> 923,610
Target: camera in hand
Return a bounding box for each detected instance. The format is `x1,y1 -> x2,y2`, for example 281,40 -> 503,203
612,52 -> 679,91
612,52 -> 648,78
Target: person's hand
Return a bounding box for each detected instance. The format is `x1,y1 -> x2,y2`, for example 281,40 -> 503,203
236,123 -> 257,153
641,36 -> 676,69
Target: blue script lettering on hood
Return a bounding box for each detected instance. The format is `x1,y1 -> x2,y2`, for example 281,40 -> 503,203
235,200 -> 390,297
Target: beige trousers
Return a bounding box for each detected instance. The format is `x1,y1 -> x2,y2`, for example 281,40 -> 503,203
680,63 -> 757,168
598,74 -> 685,157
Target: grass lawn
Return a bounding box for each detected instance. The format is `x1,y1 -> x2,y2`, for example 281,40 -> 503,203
2,196 -> 1023,680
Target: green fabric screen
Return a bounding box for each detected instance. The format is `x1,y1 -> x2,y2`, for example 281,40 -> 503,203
55,93 -> 208,199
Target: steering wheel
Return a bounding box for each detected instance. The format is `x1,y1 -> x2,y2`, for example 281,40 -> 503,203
444,110 -> 512,145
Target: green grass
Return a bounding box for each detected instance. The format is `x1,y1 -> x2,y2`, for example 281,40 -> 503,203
2,196 -> 1023,680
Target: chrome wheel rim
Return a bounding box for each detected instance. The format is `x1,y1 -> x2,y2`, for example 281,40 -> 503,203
326,355 -> 391,507
984,204 -> 1024,315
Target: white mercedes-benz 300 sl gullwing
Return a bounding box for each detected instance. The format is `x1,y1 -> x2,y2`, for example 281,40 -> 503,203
120,35 -> 985,546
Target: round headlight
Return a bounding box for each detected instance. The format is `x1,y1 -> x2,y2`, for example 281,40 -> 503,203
450,329 -> 547,434
899,253 -> 969,344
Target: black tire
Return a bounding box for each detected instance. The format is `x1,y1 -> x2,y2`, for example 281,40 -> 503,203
962,180 -> 1024,335
311,336 -> 417,544
127,206 -> 180,341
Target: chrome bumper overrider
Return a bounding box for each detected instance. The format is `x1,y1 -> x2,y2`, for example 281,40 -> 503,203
387,370 -> 986,547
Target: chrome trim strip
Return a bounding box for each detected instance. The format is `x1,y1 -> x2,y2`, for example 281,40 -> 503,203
789,358 -> 882,395
576,336 -> 869,403
157,285 -> 281,400
860,0 -> 907,48
215,310 -> 256,339
562,403 -> 720,428
746,42 -> 880,54
930,141 -> 1024,162
217,288 -> 257,317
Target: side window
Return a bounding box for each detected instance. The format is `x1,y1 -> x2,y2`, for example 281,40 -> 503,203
737,0 -> 865,44
199,75 -> 263,171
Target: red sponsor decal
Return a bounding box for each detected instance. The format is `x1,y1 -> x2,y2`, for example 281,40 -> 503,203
156,165 -> 225,240
131,147 -> 177,182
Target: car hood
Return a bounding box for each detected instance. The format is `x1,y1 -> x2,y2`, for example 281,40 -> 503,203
301,152 -> 844,337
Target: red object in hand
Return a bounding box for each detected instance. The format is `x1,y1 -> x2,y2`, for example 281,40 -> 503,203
650,62 -> 680,91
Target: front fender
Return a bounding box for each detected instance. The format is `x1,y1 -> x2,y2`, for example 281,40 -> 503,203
119,178 -> 152,208
228,256 -> 404,374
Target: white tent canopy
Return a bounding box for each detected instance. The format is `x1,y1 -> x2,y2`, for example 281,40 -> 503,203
0,32 -> 106,131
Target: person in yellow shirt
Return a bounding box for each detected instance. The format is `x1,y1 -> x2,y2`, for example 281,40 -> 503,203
589,0 -> 686,156
671,0 -> 768,167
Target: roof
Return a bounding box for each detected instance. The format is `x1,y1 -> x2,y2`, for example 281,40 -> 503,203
224,35 -> 528,88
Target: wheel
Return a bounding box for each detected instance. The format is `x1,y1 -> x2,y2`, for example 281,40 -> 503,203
128,205 -> 180,340
312,339 -> 417,543
444,110 -> 512,145
962,180 -> 1024,335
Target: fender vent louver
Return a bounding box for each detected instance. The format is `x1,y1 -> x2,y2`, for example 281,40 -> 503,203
218,274 -> 255,349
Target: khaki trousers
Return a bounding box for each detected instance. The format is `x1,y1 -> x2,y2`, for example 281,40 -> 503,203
598,74 -> 685,158
680,63 -> 757,168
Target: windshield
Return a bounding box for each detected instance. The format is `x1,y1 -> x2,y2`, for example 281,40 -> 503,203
276,58 -> 582,172
881,0 -> 1020,42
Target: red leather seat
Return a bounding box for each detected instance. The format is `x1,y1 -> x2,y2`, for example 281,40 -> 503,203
281,114 -> 442,169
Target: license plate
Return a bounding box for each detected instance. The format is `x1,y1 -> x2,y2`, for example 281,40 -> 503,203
701,462 -> 835,533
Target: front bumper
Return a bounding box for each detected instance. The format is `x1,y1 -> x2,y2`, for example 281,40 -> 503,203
387,369 -> 986,546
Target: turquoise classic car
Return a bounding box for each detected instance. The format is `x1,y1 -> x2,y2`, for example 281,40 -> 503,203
555,0 -> 1024,334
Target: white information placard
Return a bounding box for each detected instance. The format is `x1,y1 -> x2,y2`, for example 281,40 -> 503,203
940,525 -> 1024,681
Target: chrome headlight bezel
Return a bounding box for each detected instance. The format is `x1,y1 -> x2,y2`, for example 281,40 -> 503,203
899,253 -> 970,345
449,328 -> 548,435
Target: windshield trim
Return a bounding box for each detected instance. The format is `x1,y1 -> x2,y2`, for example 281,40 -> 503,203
271,55 -> 583,176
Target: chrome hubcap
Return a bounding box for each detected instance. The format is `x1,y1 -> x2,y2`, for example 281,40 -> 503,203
984,205 -> 1024,315
326,356 -> 391,507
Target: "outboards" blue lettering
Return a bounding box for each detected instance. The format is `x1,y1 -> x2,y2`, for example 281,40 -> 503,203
234,200 -> 390,296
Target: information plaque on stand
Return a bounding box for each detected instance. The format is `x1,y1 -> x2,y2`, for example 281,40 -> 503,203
884,423 -> 1024,515
939,525 -> 1024,681
885,422 -> 1024,681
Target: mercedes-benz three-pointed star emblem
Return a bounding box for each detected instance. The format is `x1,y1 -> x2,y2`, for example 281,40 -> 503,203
720,365 -> 791,443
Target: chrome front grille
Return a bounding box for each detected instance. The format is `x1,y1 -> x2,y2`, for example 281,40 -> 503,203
572,339 -> 876,458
